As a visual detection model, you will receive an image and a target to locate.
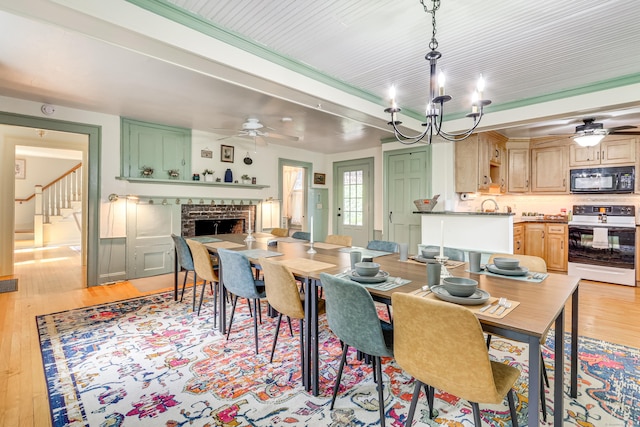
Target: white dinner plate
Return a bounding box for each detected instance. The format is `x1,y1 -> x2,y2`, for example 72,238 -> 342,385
348,270 -> 390,284
486,264 -> 529,276
410,255 -> 439,264
430,285 -> 490,305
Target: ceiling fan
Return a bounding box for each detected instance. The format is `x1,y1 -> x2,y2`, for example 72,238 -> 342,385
559,118 -> 639,147
214,118 -> 299,147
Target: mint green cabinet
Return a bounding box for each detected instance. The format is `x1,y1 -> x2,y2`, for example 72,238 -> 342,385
121,118 -> 191,179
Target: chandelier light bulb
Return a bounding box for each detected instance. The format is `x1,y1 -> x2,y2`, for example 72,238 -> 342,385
389,86 -> 397,109
438,71 -> 445,96
477,75 -> 485,99
471,92 -> 479,114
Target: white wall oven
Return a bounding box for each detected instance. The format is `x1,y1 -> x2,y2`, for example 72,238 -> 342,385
568,204 -> 636,286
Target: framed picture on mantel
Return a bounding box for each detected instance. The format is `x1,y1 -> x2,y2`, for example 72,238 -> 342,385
313,173 -> 326,185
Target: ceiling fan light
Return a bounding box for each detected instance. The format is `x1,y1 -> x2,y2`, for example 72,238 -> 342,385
574,133 -> 605,147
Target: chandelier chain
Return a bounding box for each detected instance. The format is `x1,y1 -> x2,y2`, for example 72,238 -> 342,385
421,0 -> 440,50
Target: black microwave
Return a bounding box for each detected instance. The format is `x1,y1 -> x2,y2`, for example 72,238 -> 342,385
570,166 -> 635,194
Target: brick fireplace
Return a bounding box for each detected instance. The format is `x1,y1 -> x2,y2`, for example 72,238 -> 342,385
181,204 -> 256,237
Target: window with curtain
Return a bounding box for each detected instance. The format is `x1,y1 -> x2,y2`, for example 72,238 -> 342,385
342,170 -> 363,226
283,166 -> 304,226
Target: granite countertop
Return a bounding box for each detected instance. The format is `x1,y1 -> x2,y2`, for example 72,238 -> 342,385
413,211 -> 515,216
514,217 -> 569,224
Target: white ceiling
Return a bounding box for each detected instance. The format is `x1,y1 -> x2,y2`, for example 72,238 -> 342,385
1,0 -> 639,152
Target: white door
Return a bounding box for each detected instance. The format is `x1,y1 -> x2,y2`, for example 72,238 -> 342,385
126,202 -> 175,278
385,148 -> 429,255
335,158 -> 373,247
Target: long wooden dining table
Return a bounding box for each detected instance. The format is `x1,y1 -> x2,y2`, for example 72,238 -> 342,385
182,233 -> 579,427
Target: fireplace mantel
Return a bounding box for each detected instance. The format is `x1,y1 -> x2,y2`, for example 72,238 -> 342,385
116,176 -> 269,189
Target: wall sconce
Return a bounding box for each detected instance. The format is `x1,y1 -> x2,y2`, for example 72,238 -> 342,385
108,193 -> 119,202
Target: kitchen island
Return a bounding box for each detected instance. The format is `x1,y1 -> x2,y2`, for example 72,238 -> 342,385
416,211 -> 515,254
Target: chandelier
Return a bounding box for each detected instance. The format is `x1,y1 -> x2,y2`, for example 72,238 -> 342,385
385,0 -> 491,145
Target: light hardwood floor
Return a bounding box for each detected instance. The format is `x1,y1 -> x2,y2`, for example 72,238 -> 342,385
1,245 -> 639,427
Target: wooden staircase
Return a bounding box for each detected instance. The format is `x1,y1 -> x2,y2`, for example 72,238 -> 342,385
15,163 -> 83,247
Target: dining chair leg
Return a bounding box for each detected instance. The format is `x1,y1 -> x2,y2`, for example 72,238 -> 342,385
253,299 -> 259,354
470,402 -> 482,427
405,380 -> 422,426
179,270 -> 189,302
298,319 -> 305,380
507,389 -> 519,427
269,313 -> 283,363
226,296 -> 239,340
486,333 -> 492,349
191,273 -> 198,312
330,342 -> 349,410
374,355 -> 386,427
385,304 -> 392,323
287,316 -> 294,336
213,282 -> 218,328
257,299 -> 263,324
541,351 -> 549,387
197,280 -> 208,316
540,368 -> 547,422
423,384 -> 434,418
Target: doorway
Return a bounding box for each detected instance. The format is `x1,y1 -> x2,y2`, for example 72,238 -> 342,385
0,113 -> 100,286
279,159 -> 312,234
334,157 -> 374,247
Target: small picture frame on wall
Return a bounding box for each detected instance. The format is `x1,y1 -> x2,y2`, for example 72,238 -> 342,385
15,159 -> 25,179
221,145 -> 234,163
313,172 -> 326,185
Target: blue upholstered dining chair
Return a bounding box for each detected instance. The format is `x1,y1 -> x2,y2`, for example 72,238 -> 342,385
366,240 -> 398,253
291,231 -> 310,241
421,244 -> 465,261
217,248 -> 267,354
320,272 -> 394,427
171,234 -> 198,310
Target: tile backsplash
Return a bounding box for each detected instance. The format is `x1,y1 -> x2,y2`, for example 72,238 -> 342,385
455,194 -> 640,217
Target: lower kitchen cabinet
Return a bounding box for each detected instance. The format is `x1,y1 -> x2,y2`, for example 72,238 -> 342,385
513,224 -> 524,254
519,222 -> 568,272
546,224 -> 568,271
524,223 -> 546,259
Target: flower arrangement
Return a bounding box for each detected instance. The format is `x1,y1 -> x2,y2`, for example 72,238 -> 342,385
168,169 -> 180,178
202,169 -> 214,175
141,166 -> 154,177
241,174 -> 251,183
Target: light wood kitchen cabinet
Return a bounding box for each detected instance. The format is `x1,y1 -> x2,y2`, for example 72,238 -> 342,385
569,138 -> 636,167
455,132 -> 508,193
507,148 -> 530,193
545,224 -> 568,272
513,224 -> 524,254
530,145 -> 568,192
524,223 -> 546,259
520,222 -> 568,272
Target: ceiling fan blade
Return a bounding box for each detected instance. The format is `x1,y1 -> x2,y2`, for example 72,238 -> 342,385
607,125 -> 637,133
608,131 -> 640,135
261,131 -> 299,142
216,135 -> 238,141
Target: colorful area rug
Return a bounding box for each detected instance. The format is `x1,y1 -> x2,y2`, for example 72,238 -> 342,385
37,292 -> 639,426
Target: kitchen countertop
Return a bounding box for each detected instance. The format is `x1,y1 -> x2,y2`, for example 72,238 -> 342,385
514,217 -> 569,224
413,211 -> 515,216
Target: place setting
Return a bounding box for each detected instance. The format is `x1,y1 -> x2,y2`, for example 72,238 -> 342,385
478,257 -> 549,282
335,261 -> 410,291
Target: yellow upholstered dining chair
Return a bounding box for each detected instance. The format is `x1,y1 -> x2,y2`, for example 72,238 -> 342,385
392,293 -> 520,427
185,240 -> 220,318
259,258 -> 325,378
270,228 -> 289,237
325,234 -> 352,247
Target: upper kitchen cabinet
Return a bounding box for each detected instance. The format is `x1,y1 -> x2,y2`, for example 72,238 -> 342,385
530,145 -> 568,193
121,118 -> 191,179
569,137 -> 636,167
455,131 -> 508,193
507,147 -> 530,193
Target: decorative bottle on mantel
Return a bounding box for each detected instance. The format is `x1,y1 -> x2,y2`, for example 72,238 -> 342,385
224,169 -> 233,183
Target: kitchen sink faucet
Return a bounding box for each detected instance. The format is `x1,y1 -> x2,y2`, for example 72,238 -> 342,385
481,198 -> 499,213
